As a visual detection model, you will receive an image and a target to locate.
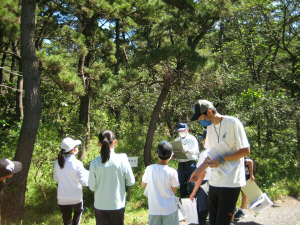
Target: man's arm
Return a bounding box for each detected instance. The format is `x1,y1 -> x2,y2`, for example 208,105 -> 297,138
141,181 -> 147,189
207,147 -> 250,168
189,159 -> 209,182
171,186 -> 178,194
190,170 -> 206,202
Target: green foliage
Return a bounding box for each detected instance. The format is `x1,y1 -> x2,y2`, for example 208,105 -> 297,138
0,0 -> 299,223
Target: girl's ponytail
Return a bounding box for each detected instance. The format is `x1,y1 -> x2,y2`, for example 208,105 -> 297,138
98,130 -> 116,163
58,150 -> 66,169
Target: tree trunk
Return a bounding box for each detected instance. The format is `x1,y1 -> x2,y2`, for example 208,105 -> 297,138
144,77 -> 172,166
0,46 -> 9,84
296,118 -> 300,153
165,103 -> 175,137
1,0 -> 41,222
257,122 -> 261,148
115,18 -> 120,75
0,45 -> 9,95
15,74 -> 23,120
78,53 -> 91,159
13,41 -> 23,120
79,93 -> 90,159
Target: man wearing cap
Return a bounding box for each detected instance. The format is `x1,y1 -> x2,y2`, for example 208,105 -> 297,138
189,100 -> 250,225
174,123 -> 199,198
0,158 -> 22,224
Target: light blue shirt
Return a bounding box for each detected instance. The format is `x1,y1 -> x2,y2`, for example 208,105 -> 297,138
88,149 -> 135,210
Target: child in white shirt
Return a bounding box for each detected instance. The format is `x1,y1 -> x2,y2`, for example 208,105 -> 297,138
142,141 -> 180,225
53,137 -> 89,225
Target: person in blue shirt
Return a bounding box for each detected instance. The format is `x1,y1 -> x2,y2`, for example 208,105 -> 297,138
89,129 -> 135,225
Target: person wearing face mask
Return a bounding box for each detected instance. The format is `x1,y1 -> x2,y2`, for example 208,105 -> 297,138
189,100 -> 250,225
53,137 -> 89,225
174,123 -> 199,198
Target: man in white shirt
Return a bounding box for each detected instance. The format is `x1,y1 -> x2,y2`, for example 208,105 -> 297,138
189,100 -> 250,225
175,123 -> 199,198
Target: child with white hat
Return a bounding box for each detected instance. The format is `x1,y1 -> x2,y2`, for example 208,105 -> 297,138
53,137 -> 89,225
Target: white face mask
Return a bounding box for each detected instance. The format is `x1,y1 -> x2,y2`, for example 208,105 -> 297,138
72,147 -> 79,156
179,131 -> 187,138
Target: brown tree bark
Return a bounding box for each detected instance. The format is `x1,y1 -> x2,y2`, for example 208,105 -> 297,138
78,52 -> 92,159
12,41 -> 23,120
144,74 -> 173,166
1,0 -> 41,222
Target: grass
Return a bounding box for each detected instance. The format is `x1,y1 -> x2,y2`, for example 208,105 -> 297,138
21,191 -> 149,225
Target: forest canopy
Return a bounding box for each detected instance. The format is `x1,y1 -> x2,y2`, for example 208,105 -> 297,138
0,0 -> 299,223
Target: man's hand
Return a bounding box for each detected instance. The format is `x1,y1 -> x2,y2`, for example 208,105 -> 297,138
190,192 -> 196,202
206,157 -> 221,168
189,170 -> 200,183
189,159 -> 209,182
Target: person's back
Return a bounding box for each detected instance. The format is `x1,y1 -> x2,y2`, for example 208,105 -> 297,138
53,137 -> 89,225
88,129 -> 135,225
89,152 -> 135,210
143,164 -> 178,215
142,141 -> 179,225
54,155 -> 88,204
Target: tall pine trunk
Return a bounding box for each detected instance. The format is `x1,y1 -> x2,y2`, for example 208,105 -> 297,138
1,0 -> 41,222
144,74 -> 173,166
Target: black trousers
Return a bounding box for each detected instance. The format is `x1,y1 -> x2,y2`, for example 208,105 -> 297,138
208,186 -> 241,225
178,161 -> 197,198
59,201 -> 83,225
94,207 -> 125,225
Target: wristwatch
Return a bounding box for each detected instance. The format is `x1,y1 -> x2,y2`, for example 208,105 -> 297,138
219,156 -> 225,164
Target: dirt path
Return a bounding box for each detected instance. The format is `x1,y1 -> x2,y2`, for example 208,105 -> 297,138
180,196 -> 300,225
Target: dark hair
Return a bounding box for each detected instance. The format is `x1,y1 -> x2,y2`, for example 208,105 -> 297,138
157,141 -> 173,160
58,150 -> 68,169
202,106 -> 217,115
98,129 -> 116,163
0,170 -> 9,178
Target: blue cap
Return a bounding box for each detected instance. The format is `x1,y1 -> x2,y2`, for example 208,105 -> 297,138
177,123 -> 188,131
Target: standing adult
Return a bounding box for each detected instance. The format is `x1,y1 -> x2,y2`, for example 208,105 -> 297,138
174,123 -> 199,198
89,129 -> 135,225
189,100 -> 250,225
53,137 -> 89,225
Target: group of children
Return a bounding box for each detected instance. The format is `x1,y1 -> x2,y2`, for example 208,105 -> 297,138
53,130 -> 135,225
53,131 -> 186,225
53,129 -> 255,225
0,128 -> 254,225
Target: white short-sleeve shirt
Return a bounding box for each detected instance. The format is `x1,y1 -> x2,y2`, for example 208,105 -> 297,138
205,116 -> 250,187
142,164 -> 179,215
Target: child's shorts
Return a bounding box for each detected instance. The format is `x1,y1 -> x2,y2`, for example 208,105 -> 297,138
148,209 -> 179,225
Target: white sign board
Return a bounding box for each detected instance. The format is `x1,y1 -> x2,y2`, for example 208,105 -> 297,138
128,157 -> 138,167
